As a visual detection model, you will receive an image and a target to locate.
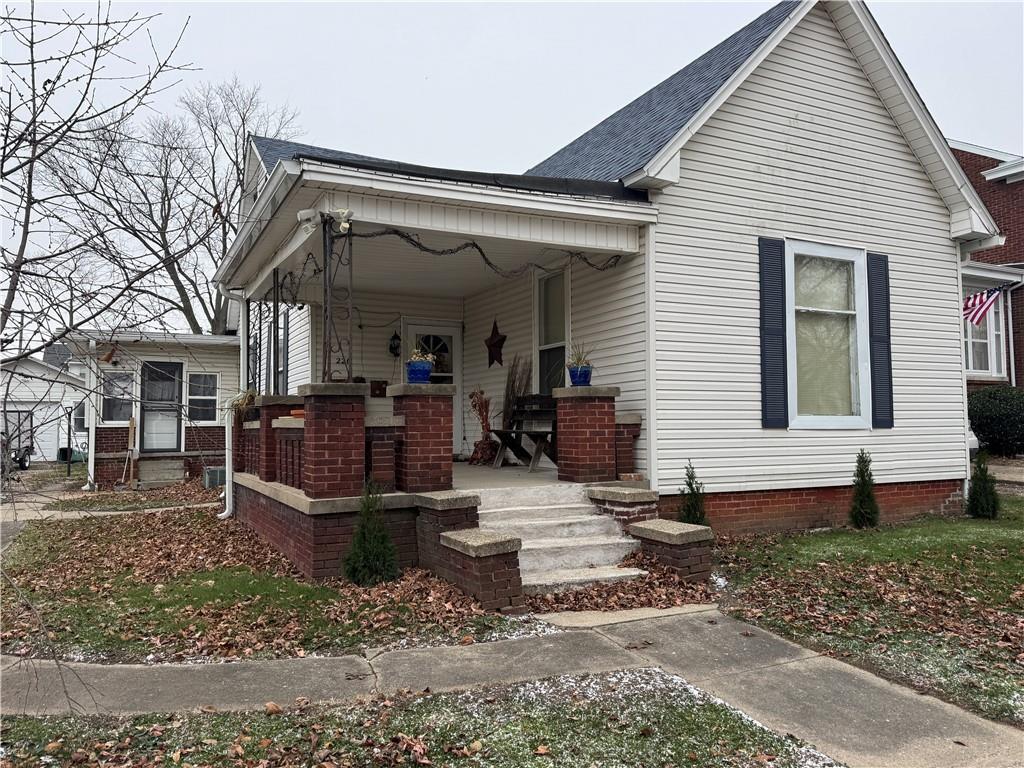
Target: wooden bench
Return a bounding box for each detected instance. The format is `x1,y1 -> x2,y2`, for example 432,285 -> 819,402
491,395 -> 558,472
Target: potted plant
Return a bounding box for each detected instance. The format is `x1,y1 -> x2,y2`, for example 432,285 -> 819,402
566,341 -> 593,386
406,350 -> 436,384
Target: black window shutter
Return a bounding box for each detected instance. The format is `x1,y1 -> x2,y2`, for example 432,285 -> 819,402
759,237 -> 788,428
867,252 -> 894,429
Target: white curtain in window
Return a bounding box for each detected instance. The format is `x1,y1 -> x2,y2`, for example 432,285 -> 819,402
795,255 -> 857,416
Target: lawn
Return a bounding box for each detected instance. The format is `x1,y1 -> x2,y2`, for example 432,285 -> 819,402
42,480 -> 221,512
13,461 -> 87,493
0,668 -> 842,767
718,497 -> 1024,726
0,507 -> 544,663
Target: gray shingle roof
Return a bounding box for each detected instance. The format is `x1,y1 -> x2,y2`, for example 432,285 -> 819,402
526,0 -> 800,181
251,135 -> 385,174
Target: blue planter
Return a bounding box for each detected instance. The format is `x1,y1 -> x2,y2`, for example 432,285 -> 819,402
406,360 -> 434,384
568,365 -> 592,386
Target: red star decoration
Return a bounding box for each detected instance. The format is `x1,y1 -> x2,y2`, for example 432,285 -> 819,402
485,320 -> 507,368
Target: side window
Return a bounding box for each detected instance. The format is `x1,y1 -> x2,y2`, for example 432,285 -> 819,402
537,271 -> 567,395
187,373 -> 218,423
101,371 -> 134,423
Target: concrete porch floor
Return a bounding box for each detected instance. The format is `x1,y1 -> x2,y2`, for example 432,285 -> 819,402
452,462 -> 563,490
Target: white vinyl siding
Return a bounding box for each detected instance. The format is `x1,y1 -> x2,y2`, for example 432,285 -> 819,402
285,305 -> 313,393
651,5 -> 966,493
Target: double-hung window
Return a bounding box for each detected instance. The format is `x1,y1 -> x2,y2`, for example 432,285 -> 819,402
537,271 -> 567,395
963,285 -> 1005,378
786,240 -> 872,429
101,371 -> 134,423
187,373 -> 219,423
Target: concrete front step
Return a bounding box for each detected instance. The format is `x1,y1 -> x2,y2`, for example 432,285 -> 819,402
482,514 -> 620,540
478,504 -> 600,522
522,565 -> 648,594
475,484 -> 591,511
519,535 -> 638,573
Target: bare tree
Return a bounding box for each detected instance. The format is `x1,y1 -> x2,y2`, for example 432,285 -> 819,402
1,0 -> 188,358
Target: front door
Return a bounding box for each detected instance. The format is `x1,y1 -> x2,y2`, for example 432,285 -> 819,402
405,322 -> 463,454
140,362 -> 182,452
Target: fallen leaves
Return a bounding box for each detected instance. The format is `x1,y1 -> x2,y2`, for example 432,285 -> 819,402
264,701 -> 284,716
525,552 -> 714,613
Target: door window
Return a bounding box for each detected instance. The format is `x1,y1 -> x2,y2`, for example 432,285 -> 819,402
141,362 -> 182,452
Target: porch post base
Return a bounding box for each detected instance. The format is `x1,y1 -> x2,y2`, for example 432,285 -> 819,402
256,396 -> 301,482
553,386 -> 620,483
300,384 -> 368,499
388,384 -> 455,492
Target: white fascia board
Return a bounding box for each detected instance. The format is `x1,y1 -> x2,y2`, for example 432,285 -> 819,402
298,161 -> 658,226
627,0 -> 815,188
948,139 -> 1022,164
214,159 -> 301,286
961,261 -> 1023,285
842,2 -> 1000,240
982,158 -> 1024,183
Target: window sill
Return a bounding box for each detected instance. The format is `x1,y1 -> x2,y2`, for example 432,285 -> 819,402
788,415 -> 872,430
966,374 -> 1008,382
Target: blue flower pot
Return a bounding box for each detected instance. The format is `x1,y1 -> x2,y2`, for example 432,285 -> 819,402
568,365 -> 592,386
406,360 -> 434,384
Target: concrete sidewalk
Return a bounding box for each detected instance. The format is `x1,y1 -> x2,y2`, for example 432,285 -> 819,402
2,608 -> 1020,768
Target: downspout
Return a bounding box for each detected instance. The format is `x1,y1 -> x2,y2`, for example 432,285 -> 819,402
85,340 -> 97,491
218,284 -> 246,520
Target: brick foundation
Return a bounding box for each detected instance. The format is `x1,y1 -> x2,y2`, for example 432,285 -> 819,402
389,384 -> 455,493
553,386 -> 618,483
233,483 -> 417,580
300,384 -> 368,499
655,479 -> 963,534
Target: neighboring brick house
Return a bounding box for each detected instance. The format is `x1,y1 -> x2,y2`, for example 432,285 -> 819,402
950,140 -> 1024,389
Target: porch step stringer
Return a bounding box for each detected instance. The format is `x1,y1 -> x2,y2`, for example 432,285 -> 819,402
475,484 -> 646,594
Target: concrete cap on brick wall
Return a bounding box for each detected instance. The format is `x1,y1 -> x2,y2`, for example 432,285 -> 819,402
615,412 -> 642,424
270,417 -> 304,429
551,386 -> 621,399
253,395 -> 305,406
588,487 -> 658,503
414,490 -> 481,510
628,519 -> 714,545
386,383 -> 457,397
242,420 -> 260,430
441,528 -> 521,557
297,383 -> 370,397
366,415 -> 406,428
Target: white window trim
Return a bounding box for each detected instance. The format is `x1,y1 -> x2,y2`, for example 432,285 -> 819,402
533,268 -> 571,393
99,368 -> 135,426
963,285 -> 1006,379
187,371 -> 221,426
785,239 -> 872,431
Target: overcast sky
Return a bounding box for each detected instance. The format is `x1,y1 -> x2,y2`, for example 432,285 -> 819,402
38,1 -> 1024,172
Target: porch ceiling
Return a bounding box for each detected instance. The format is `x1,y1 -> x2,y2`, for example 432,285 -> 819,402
256,224 -> 621,302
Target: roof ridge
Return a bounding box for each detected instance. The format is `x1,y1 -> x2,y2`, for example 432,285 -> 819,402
525,0 -> 800,181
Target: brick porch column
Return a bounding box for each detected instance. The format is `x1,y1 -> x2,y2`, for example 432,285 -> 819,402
300,383 -> 369,499
388,383 -> 455,492
257,396 -> 302,482
553,386 -> 619,483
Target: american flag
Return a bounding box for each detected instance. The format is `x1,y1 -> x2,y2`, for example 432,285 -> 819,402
963,288 -> 1001,326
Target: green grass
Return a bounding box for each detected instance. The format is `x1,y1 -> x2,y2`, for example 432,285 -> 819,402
720,499 -> 1024,725
0,669 -> 841,767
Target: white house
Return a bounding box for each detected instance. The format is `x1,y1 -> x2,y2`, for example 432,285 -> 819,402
214,0 -> 1003,590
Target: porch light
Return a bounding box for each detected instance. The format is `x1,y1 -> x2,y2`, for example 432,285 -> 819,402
389,331 -> 402,358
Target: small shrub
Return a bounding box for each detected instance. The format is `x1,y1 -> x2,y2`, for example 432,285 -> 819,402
849,449 -> 880,529
968,385 -> 1024,457
966,455 -> 1000,519
343,484 -> 399,586
679,460 -> 706,525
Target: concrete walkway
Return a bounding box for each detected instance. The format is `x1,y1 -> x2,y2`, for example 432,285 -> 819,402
2,608 -> 1020,768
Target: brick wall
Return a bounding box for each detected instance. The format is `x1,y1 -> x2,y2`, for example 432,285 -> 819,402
366,426 -> 400,491
637,538 -> 712,583
393,394 -> 453,492
93,426 -> 131,489
555,397 -> 616,482
234,484 -> 417,579
258,403 -> 293,482
94,456 -> 130,489
656,479 -> 962,534
615,422 -> 641,478
185,425 -> 225,453
416,505 -> 479,575
95,426 -> 130,453
437,547 -> 526,613
275,428 -> 304,489
953,147 -> 1023,385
